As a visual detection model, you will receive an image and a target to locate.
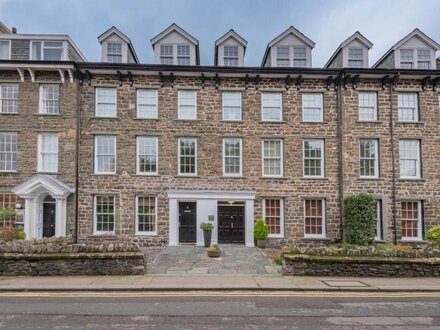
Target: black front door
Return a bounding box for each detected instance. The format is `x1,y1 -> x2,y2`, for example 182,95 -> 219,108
218,204 -> 245,243
43,201 -> 56,238
179,202 -> 197,243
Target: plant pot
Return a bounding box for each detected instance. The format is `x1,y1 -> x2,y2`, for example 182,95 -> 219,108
257,239 -> 269,249
207,249 -> 221,258
203,230 -> 212,247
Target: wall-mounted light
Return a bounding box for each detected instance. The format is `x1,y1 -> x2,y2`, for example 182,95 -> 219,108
15,203 -> 22,210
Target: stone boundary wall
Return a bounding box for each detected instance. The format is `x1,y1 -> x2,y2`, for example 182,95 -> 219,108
282,254 -> 440,277
0,252 -> 145,276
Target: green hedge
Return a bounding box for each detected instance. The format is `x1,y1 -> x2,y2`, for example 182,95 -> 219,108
344,193 -> 376,245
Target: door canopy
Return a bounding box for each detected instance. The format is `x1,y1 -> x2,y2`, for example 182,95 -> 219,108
11,175 -> 74,199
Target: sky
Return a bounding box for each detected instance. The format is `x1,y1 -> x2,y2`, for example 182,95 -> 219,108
1,0 -> 439,66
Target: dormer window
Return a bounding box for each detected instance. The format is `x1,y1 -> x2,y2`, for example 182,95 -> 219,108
348,48 -> 363,68
224,46 -> 238,67
177,45 -> 190,65
0,40 -> 10,60
276,46 -> 290,67
160,45 -> 173,64
400,49 -> 413,69
417,49 -> 430,69
107,42 -> 122,63
31,41 -> 64,61
293,47 -> 307,67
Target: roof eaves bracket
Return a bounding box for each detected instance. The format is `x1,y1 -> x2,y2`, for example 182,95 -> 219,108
285,75 -> 291,90
351,75 -> 360,89
295,75 -> 303,90
67,69 -> 74,83
16,68 -> 25,82
159,72 -> 164,88
343,74 -> 351,89
432,77 -> 440,91
244,74 -> 249,90
76,70 -> 84,86
391,74 -> 399,90
255,75 -> 260,90
85,70 -> 91,86
169,72 -> 175,88
58,69 -> 65,84
128,71 -> 133,87
116,71 -> 123,87
381,75 -> 390,90
421,76 -> 431,91
200,73 -> 206,89
326,76 -> 333,91
214,73 -> 220,90
27,68 -> 35,83
334,75 -> 342,91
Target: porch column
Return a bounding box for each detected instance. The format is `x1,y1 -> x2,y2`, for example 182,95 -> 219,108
23,197 -> 33,239
169,198 -> 178,246
245,199 -> 254,247
55,197 -> 66,237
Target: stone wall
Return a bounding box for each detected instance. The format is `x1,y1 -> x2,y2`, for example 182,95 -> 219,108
282,254 -> 440,277
0,252 -> 145,276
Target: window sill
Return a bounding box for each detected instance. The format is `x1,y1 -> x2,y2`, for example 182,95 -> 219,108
398,178 -> 425,182
399,239 -> 427,244
34,113 -> 61,116
374,239 -> 386,243
174,119 -> 198,122
91,233 -> 116,236
396,121 -> 424,125
223,175 -> 243,178
0,112 -> 19,115
175,175 -> 200,178
92,173 -> 118,176
258,120 -> 286,124
268,235 -> 284,239
300,177 -> 327,180
91,116 -> 120,120
302,237 -> 329,241
300,121 -> 328,124
37,171 -> 60,175
356,120 -> 382,124
357,177 -> 383,181
0,171 -> 18,174
221,120 -> 243,123
133,118 -> 159,121
135,232 -> 158,237
260,176 -> 287,180
136,173 -> 160,177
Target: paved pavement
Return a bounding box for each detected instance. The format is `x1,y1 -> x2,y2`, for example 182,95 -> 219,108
0,292 -> 439,329
1,275 -> 440,291
147,245 -> 279,275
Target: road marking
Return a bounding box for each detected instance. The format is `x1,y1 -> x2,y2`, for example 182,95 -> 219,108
0,291 -> 439,298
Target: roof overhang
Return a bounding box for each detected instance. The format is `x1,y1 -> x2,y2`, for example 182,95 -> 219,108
0,60 -> 76,83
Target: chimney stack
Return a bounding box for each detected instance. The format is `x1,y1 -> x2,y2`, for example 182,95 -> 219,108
12,27 -> 17,34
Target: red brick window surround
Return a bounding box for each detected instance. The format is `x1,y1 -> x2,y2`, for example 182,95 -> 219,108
263,198 -> 283,237
401,201 -> 423,241
304,199 -> 326,238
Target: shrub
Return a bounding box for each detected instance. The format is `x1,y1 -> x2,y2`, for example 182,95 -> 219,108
344,193 -> 376,245
0,207 -> 16,220
0,226 -> 19,241
200,222 -> 214,231
273,256 -> 283,265
16,230 -> 26,240
207,244 -> 220,251
254,219 -> 269,240
426,226 -> 440,245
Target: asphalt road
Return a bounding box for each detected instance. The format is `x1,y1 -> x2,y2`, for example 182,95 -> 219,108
0,291 -> 439,329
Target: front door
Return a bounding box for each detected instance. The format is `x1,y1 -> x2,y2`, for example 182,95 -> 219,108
42,197 -> 56,238
218,204 -> 245,243
179,202 -> 197,243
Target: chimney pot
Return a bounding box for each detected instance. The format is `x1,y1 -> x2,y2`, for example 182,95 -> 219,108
12,27 -> 17,34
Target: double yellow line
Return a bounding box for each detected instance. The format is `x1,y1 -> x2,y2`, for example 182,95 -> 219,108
1,291 -> 439,298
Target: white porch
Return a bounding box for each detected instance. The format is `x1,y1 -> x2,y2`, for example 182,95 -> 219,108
11,175 -> 74,239
166,189 -> 256,247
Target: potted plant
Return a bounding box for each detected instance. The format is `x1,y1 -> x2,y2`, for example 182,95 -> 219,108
254,219 -> 269,248
207,244 -> 221,258
200,222 -> 214,247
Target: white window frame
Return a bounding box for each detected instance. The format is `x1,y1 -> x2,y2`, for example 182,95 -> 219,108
136,89 -> 158,119
399,139 -> 421,179
160,44 -> 174,64
94,135 -> 116,175
0,132 -> 17,172
178,90 -> 197,120
359,139 -> 379,179
302,93 -> 324,122
401,200 -> 423,241
30,40 -> 66,61
263,198 -> 284,238
397,93 -> 419,122
261,92 -> 282,122
38,133 -> 58,173
222,138 -> 243,177
223,45 -> 239,67
136,136 -> 158,175
0,84 -> 19,114
135,195 -> 158,236
358,92 -> 377,121
106,42 -> 122,63
276,46 -> 290,67
399,49 -> 414,69
348,48 -> 364,68
93,195 -> 115,235
222,91 -> 242,121
293,47 -> 307,67
375,199 -> 383,241
262,139 -> 283,178
177,44 -> 190,65
303,139 -> 325,178
304,199 -> 326,238
95,87 -> 117,118
39,85 -> 60,114
417,49 -> 430,69
178,137 -> 197,176
0,40 -> 11,60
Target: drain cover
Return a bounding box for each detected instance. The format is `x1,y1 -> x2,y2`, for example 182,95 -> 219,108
322,280 -> 368,287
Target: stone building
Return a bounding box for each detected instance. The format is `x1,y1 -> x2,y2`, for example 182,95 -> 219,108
1,22 -> 439,248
